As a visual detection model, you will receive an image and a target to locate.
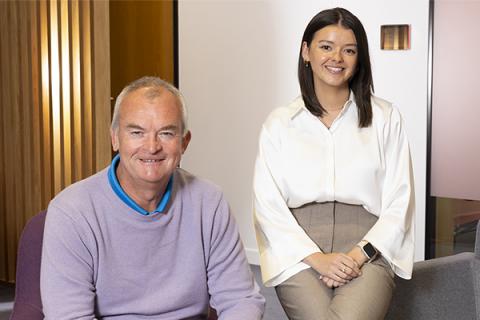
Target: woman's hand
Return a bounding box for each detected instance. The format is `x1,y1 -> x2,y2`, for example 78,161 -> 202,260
303,252 -> 362,285
346,246 -> 368,269
318,246 -> 372,288
319,275 -> 344,288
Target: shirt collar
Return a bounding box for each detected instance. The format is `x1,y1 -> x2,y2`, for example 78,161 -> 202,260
290,91 -> 355,119
108,154 -> 173,216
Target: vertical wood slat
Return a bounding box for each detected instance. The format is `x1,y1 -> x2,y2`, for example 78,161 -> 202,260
0,0 -> 111,283
0,0 -> 9,279
71,0 -> 82,182
50,0 -> 63,195
30,0 -> 43,231
92,0 -> 111,171
40,0 -> 53,208
81,0 -> 93,177
61,0 -> 72,187
4,1 -> 19,280
19,0 -> 31,247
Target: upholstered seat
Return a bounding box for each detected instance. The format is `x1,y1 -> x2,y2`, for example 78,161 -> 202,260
386,221 -> 480,320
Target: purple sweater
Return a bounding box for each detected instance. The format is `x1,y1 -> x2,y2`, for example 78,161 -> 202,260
40,167 -> 265,319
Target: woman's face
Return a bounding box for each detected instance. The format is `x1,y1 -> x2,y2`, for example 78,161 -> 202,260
302,24 -> 358,92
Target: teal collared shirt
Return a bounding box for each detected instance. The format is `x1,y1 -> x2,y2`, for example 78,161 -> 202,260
107,154 -> 173,215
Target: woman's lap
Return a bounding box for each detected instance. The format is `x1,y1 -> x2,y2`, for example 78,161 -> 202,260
276,258 -> 395,320
276,202 -> 395,320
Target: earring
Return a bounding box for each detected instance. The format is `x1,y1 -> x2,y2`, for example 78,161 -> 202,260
304,61 -> 310,68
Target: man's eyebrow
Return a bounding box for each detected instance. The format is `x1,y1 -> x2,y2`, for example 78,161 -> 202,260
125,124 -> 144,130
159,124 -> 179,131
124,124 -> 180,131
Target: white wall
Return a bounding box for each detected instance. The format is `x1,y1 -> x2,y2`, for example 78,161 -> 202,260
179,0 -> 429,263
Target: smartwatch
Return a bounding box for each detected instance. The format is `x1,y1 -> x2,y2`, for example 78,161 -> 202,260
357,241 -> 378,262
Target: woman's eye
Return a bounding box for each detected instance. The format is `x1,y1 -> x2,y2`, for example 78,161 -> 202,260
344,48 -> 357,55
320,45 -> 332,51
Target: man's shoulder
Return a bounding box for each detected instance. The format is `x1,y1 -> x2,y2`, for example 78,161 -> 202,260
174,168 -> 223,196
49,168 -> 109,212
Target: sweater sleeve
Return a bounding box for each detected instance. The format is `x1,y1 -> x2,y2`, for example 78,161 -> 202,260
206,193 -> 265,320
253,125 -> 321,286
363,106 -> 415,279
40,204 -> 97,319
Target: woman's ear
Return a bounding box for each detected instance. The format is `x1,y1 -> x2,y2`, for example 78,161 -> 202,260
301,41 -> 310,63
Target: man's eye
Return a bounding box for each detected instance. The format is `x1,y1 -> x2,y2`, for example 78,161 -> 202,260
160,131 -> 175,137
130,131 -> 143,136
159,131 -> 176,140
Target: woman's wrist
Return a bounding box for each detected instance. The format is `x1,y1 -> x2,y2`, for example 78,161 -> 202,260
302,252 -> 324,271
348,247 -> 368,266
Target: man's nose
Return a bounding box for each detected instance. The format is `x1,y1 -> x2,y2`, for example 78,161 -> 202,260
146,135 -> 162,153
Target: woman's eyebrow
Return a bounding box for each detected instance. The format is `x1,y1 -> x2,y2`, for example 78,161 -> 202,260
317,40 -> 357,47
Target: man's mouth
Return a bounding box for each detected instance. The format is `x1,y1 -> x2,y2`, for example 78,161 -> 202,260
140,159 -> 163,163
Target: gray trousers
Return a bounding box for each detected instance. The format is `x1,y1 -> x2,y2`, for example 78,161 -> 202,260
275,202 -> 395,320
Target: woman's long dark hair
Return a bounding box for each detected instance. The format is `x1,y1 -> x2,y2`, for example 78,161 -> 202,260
298,7 -> 373,127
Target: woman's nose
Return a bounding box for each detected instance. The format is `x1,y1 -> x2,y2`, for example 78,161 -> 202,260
331,49 -> 343,62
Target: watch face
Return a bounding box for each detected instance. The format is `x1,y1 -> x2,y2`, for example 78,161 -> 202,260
363,243 -> 377,258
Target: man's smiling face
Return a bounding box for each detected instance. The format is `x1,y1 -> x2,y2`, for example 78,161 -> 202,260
111,87 -> 190,192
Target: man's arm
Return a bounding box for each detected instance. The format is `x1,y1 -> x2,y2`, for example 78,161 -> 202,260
40,205 -> 96,319
206,194 -> 265,320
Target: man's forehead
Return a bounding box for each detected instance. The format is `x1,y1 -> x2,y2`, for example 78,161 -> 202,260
117,89 -> 182,125
121,88 -> 180,110
127,86 -> 174,101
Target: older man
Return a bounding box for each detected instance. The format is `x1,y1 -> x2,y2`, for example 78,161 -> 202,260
40,77 -> 265,319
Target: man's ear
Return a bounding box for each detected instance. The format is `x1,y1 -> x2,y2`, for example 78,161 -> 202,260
181,131 -> 191,154
111,128 -> 119,152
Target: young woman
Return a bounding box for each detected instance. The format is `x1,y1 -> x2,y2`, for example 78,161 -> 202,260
253,7 -> 415,320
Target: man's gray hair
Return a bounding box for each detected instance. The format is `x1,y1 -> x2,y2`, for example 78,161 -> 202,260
111,76 -> 188,135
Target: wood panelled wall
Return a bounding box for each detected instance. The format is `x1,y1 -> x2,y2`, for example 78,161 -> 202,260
110,0 -> 175,99
0,0 -> 111,283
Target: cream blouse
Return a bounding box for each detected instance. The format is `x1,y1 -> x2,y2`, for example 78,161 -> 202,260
253,95 -> 415,287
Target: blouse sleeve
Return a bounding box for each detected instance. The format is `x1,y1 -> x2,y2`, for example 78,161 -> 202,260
363,106 -> 415,279
253,124 -> 320,286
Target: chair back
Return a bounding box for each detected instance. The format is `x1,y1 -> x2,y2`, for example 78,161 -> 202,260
475,220 -> 480,258
10,210 -> 46,320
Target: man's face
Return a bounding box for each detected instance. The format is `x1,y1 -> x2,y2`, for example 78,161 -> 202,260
111,88 -> 191,192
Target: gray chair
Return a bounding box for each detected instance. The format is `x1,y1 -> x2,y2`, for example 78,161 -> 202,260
386,220 -> 480,320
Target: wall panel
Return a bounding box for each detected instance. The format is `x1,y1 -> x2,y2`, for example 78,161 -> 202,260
109,0 -> 174,99
431,1 -> 480,201
0,0 -> 111,283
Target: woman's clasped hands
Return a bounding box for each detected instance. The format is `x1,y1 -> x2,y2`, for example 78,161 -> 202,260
303,252 -> 362,288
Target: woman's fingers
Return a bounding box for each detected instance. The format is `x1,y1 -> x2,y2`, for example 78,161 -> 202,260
321,275 -> 345,288
337,254 -> 361,276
